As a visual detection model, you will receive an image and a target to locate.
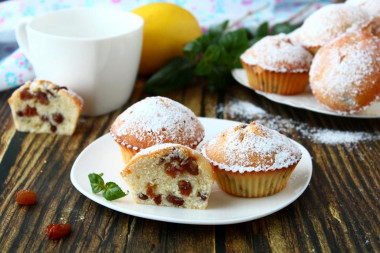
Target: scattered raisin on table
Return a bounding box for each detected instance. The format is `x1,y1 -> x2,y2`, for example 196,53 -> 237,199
15,189 -> 37,205
46,223 -> 71,240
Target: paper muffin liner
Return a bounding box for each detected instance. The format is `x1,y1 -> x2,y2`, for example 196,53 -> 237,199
241,62 -> 309,95
118,144 -> 139,164
212,163 -> 298,198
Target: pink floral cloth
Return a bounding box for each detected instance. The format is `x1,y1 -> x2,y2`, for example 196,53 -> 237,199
0,0 -> 332,91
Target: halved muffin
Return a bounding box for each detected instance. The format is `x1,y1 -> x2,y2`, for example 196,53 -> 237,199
121,143 -> 215,209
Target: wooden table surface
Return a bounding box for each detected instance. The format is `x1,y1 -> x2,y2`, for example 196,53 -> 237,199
0,78 -> 379,253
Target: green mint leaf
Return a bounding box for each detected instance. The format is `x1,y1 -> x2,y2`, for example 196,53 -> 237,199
206,20 -> 229,43
184,20 -> 229,61
255,21 -> 269,38
103,182 -> 128,201
244,27 -> 255,40
204,44 -> 223,62
272,23 -> 297,35
89,172 -> 128,201
194,59 -> 212,76
219,28 -> 248,53
183,39 -> 202,60
88,173 -> 105,194
145,57 -> 195,94
219,28 -> 248,68
183,35 -> 210,60
194,45 -> 224,76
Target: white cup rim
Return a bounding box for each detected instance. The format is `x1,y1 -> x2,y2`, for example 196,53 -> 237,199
26,7 -> 144,41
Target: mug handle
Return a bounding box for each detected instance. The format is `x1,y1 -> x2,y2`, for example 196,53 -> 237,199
15,18 -> 33,64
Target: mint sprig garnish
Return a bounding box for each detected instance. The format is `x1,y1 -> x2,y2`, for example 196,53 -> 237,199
144,20 -> 297,94
88,173 -> 128,201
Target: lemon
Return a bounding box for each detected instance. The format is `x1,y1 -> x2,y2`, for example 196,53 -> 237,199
132,3 -> 202,75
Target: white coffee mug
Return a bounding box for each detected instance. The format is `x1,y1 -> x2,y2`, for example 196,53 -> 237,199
16,8 -> 144,116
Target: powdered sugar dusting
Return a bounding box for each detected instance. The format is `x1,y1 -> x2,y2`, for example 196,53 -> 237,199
297,4 -> 373,48
203,123 -> 302,173
111,97 -> 204,149
223,98 -> 380,146
309,129 -> 375,144
346,0 -> 380,35
346,0 -> 380,18
311,41 -> 374,100
241,33 -> 312,73
310,31 -> 380,113
222,99 -> 266,119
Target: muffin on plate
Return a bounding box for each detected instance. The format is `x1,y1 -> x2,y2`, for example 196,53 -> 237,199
296,3 -> 373,54
121,143 -> 215,209
110,96 -> 205,163
8,79 -> 83,135
202,122 -> 302,198
240,33 -> 313,95
309,31 -> 380,114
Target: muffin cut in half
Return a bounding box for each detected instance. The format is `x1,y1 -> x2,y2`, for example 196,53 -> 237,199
8,79 -> 83,135
121,143 -> 215,209
110,96 -> 205,163
202,122 -> 302,198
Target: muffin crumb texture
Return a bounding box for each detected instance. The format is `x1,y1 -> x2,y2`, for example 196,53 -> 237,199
7,79 -> 83,135
121,144 -> 214,209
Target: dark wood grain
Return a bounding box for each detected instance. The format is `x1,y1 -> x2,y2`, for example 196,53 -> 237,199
0,79 -> 379,253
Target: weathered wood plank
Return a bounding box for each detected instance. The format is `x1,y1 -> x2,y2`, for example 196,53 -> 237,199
0,80 -> 379,252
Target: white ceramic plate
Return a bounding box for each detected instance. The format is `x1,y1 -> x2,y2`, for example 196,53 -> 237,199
232,68 -> 380,118
70,117 -> 312,225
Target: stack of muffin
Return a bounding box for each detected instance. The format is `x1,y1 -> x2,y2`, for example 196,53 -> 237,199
240,2 -> 380,115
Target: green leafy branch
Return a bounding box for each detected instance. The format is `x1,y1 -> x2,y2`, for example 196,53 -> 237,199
144,20 -> 298,94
